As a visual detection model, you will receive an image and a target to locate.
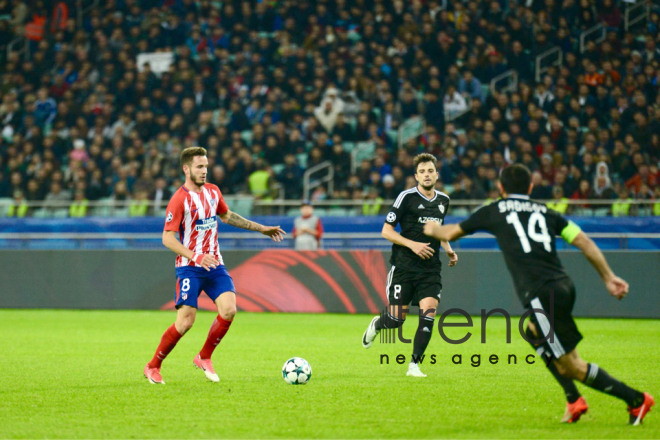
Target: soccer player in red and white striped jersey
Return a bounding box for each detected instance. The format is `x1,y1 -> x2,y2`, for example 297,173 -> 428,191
144,147 -> 285,384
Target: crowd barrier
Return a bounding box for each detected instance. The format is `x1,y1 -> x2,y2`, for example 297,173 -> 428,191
1,250 -> 658,318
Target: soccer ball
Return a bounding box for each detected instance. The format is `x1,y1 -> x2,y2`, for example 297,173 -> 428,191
282,357 -> 312,385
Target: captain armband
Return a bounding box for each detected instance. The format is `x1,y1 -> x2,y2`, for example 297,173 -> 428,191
560,221 -> 581,244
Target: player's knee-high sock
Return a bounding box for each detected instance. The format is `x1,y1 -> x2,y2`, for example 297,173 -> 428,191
412,315 -> 434,364
525,328 -> 581,403
582,363 -> 645,408
374,311 -> 404,344
543,352 -> 581,403
149,324 -> 183,369
374,311 -> 404,331
199,315 -> 233,360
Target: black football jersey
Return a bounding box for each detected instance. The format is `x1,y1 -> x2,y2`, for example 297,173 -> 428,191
459,195 -> 571,306
385,187 -> 451,273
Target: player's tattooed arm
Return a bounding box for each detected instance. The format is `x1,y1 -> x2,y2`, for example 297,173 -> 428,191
220,210 -> 286,242
225,211 -> 263,231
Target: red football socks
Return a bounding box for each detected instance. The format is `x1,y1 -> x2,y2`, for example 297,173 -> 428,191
148,324 -> 183,369
199,315 -> 233,360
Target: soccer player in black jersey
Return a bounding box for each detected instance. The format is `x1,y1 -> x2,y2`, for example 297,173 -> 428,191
362,153 -> 458,378
424,164 -> 654,425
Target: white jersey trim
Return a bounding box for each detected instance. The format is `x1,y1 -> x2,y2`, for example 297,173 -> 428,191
393,189 -> 416,208
415,187 -> 437,202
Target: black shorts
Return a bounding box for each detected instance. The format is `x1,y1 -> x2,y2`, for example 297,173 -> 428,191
527,277 -> 583,360
386,266 -> 442,307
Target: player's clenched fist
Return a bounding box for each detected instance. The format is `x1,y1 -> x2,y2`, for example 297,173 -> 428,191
606,276 -> 629,300
192,253 -> 219,271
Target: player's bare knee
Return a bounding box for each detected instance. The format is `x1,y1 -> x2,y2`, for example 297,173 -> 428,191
554,360 -> 570,377
221,307 -> 236,321
420,308 -> 436,319
175,313 -> 196,333
178,319 -> 195,333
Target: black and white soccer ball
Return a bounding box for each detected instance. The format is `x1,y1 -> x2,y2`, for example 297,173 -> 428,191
282,357 -> 312,385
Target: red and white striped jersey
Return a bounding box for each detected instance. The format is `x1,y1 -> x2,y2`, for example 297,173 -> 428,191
164,184 -> 229,268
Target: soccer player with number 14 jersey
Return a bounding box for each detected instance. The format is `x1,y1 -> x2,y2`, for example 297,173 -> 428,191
144,147 -> 285,384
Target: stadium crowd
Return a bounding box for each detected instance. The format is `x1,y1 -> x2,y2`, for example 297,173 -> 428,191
0,0 -> 659,216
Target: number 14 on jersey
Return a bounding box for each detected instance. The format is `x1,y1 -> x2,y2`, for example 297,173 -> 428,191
506,212 -> 552,253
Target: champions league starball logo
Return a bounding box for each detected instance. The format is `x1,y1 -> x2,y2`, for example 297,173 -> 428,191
386,212 -> 396,222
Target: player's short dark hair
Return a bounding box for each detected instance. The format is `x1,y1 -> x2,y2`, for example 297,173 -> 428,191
413,153 -> 437,172
500,164 -> 532,195
180,147 -> 207,168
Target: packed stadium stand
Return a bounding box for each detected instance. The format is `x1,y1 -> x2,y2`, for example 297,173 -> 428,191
0,0 -> 659,218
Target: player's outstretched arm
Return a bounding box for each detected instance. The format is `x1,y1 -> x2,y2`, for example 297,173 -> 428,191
162,230 -> 218,271
570,231 -> 629,300
423,222 -> 466,242
382,223 -> 434,260
219,209 -> 286,242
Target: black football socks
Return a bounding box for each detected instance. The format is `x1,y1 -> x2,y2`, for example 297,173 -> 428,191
583,363 -> 645,408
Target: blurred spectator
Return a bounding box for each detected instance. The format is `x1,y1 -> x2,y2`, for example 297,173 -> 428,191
0,0 -> 657,217
443,85 -> 468,119
249,160 -> 276,200
458,71 -> 485,103
129,191 -> 149,217
69,190 -> 88,218
314,88 -> 344,133
8,190 -> 28,217
547,186 -> 569,214
292,201 -> 323,250
44,181 -> 70,213
278,154 -> 304,200
572,179 -> 594,209
153,177 -> 172,212
612,187 -> 633,217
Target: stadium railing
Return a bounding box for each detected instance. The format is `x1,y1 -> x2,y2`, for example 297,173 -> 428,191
490,70 -> 519,95
579,23 -> 606,54
398,116 -> 426,149
0,231 -> 657,251
302,161 -> 334,201
77,0 -> 100,27
2,198 -> 658,218
624,0 -> 651,31
7,35 -> 30,62
535,46 -> 563,82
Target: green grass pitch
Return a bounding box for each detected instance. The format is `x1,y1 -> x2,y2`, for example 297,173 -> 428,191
1,310 -> 658,439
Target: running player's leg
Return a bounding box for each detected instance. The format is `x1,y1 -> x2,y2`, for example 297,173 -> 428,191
149,278 -> 200,368
145,275 -> 201,383
554,349 -> 652,423
410,273 -> 441,363
148,305 -> 196,368
532,281 -> 651,423
199,266 -> 236,359
526,320 -> 586,423
199,291 -> 236,360
364,268 -> 410,348
526,321 -> 582,404
376,281 -> 412,332
412,296 -> 438,365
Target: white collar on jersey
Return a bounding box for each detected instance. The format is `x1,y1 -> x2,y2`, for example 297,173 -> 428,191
415,187 -> 437,202
508,194 -> 530,200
